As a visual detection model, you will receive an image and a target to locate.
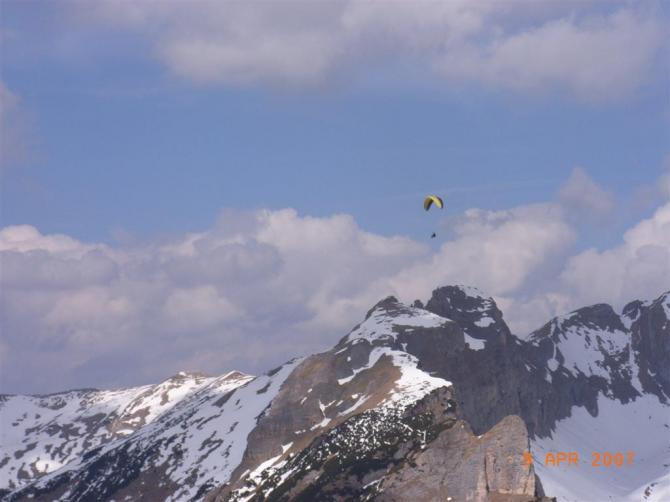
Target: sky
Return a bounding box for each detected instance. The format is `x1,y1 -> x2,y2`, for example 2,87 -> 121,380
1,0 -> 669,394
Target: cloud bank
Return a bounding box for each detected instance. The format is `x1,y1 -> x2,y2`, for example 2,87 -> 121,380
76,1 -> 666,101
2,171 -> 669,393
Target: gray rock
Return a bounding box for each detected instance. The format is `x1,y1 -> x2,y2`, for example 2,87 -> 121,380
378,415 -> 538,502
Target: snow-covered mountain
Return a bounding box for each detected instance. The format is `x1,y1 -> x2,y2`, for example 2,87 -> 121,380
2,286 -> 668,502
527,292 -> 670,502
0,371 -> 253,497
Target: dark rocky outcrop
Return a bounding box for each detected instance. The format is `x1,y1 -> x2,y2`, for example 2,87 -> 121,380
626,292 -> 670,401
377,415 -> 546,502
412,287 -> 670,439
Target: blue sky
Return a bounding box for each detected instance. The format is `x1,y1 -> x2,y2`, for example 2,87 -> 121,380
3,60 -> 668,245
1,1 -> 669,393
2,1 -> 668,245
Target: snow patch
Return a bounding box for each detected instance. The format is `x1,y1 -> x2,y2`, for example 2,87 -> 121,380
375,348 -> 452,408
551,322 -> 633,384
532,394 -> 670,502
310,417 -> 332,430
338,395 -> 370,416
474,316 -> 495,328
464,334 -> 486,351
455,285 -> 485,298
345,303 -> 448,344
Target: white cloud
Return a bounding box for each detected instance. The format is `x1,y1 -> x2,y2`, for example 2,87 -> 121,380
436,9 -> 664,101
630,158 -> 670,212
162,286 -> 242,332
0,224 -> 97,255
501,202 -> 670,335
558,202 -> 670,309
387,203 -> 576,302
1,250 -> 118,290
74,1 -> 665,101
558,167 -> 615,220
0,209 -> 428,393
2,193 -> 668,393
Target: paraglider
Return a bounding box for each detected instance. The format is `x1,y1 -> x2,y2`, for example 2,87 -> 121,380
423,195 -> 444,238
423,195 -> 444,211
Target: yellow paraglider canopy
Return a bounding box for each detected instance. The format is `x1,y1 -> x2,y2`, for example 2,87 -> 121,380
423,195 -> 444,211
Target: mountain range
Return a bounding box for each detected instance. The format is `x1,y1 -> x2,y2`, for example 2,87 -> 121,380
1,285 -> 668,501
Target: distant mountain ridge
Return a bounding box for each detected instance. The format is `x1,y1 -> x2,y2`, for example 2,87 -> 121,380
0,371 -> 254,497
2,285 -> 668,501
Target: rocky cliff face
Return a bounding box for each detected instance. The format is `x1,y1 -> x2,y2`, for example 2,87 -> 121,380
376,414 -> 541,502
417,286 -> 669,439
216,388 -> 547,502
2,285 -> 668,502
625,292 -> 670,400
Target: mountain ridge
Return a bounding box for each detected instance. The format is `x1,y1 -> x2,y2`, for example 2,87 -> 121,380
2,285 -> 668,501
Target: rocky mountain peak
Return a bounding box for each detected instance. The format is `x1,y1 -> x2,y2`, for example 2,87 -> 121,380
424,285 -> 509,347
562,303 -> 626,333
167,370 -> 211,381
424,284 -> 499,317
364,295 -> 402,320
342,296 -> 451,349
622,299 -> 646,323
529,302 -> 627,345
221,370 -> 253,381
649,291 -> 670,328
627,291 -> 670,401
